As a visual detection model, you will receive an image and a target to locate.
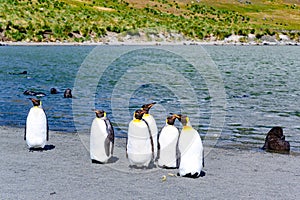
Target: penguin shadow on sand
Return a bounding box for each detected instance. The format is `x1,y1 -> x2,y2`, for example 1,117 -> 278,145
128,161 -> 157,170
29,145 -> 55,152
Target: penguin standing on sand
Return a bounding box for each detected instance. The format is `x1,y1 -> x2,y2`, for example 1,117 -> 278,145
177,115 -> 204,178
90,110 -> 114,164
141,102 -> 158,159
157,114 -> 180,169
127,109 -> 154,167
24,98 -> 49,150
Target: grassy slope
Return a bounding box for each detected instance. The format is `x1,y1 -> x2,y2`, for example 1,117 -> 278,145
0,0 -> 299,42
198,0 -> 300,30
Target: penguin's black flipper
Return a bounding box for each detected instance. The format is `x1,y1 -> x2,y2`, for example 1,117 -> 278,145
176,133 -> 181,168
126,137 -> 128,158
24,124 -> 27,141
142,119 -> 154,160
104,118 -> 114,155
202,149 -> 205,168
46,118 -> 49,141
157,127 -> 162,160
104,136 -> 111,157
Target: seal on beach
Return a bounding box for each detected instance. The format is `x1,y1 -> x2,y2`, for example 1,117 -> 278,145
127,109 -> 154,168
157,114 -> 180,169
177,115 -> 204,178
90,109 -> 114,164
50,88 -> 58,94
64,88 -> 72,98
141,102 -> 158,159
24,98 -> 49,150
262,126 -> 290,152
23,90 -> 46,97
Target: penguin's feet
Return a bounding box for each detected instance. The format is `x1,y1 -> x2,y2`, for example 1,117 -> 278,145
129,165 -> 148,169
159,165 -> 178,169
29,147 -> 44,152
91,159 -> 106,164
177,171 -> 206,179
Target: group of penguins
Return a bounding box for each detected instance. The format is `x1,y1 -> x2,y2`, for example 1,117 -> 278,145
24,99 -> 204,178
24,97 -> 291,179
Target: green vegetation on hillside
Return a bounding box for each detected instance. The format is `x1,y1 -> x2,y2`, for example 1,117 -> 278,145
0,0 -> 299,42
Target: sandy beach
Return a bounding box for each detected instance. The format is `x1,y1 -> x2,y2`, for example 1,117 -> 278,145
1,126 -> 299,200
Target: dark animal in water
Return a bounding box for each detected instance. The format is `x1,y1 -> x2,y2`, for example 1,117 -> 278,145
23,90 -> 46,97
50,88 -> 58,94
262,127 -> 290,152
64,88 -> 72,98
10,70 -> 27,75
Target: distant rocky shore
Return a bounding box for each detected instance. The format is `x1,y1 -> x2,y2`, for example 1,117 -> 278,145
1,32 -> 299,46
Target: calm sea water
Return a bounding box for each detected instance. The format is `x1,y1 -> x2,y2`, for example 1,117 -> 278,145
0,45 -> 299,151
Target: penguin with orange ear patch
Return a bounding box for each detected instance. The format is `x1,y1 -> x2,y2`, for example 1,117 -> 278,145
177,115 -> 204,178
141,102 -> 158,159
90,109 -> 114,164
24,98 -> 49,150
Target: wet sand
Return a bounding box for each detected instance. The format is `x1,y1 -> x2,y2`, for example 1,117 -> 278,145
1,126 -> 299,199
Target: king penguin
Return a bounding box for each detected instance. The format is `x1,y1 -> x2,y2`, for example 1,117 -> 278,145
24,98 -> 49,150
157,114 -> 180,169
127,109 -> 154,167
177,115 -> 204,178
90,110 -> 114,164
141,102 -> 158,159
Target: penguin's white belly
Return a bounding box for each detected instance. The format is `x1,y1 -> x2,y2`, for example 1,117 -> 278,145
158,125 -> 179,168
178,130 -> 203,176
143,115 -> 158,158
26,107 -> 47,148
127,121 -> 152,166
90,118 -> 111,163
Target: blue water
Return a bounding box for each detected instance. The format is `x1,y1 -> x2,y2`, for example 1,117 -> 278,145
0,45 -> 299,151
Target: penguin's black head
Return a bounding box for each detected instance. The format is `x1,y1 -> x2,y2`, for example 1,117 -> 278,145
134,109 -> 145,120
93,109 -> 106,118
141,102 -> 156,114
166,115 -> 178,125
29,98 -> 41,107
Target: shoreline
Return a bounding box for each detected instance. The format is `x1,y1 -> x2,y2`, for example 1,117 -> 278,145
1,125 -> 300,199
1,40 -> 300,46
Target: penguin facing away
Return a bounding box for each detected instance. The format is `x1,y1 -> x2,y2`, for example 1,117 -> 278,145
127,109 -> 154,167
177,115 -> 204,178
90,109 -> 115,164
141,102 -> 158,159
157,114 -> 180,169
24,98 -> 49,150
